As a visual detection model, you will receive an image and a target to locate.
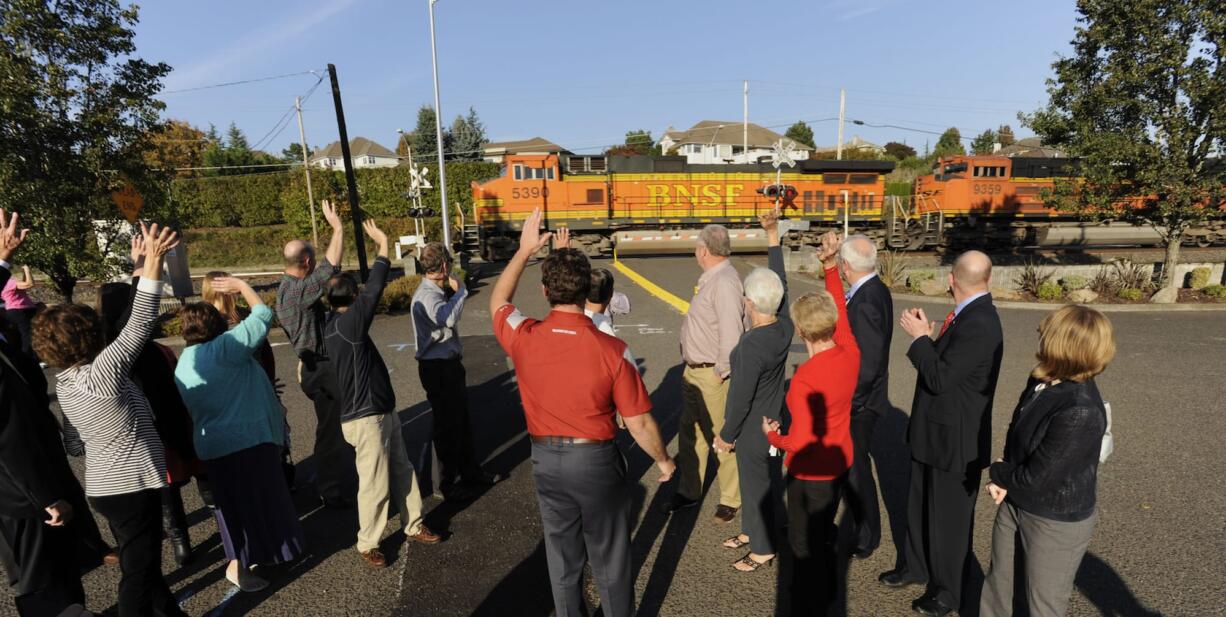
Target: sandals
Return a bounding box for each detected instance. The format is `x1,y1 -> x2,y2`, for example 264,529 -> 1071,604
732,553 -> 776,572
722,534 -> 750,549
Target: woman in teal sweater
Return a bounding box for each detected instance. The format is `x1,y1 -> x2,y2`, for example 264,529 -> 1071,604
174,276 -> 305,592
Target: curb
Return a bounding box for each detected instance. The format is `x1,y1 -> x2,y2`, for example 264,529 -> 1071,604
888,291 -> 1226,313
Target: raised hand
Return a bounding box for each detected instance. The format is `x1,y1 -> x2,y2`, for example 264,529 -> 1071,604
208,276 -> 242,295
0,209 -> 31,262
362,219 -> 388,246
129,233 -> 146,265
322,199 -> 342,229
758,207 -> 780,233
140,222 -> 179,258
816,231 -> 841,265
517,208 -> 552,256
554,226 -> 571,250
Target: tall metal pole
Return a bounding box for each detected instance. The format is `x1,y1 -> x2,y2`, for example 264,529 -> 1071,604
428,0 -> 452,249
295,96 -> 319,248
742,80 -> 749,164
836,88 -> 846,160
326,63 -> 369,281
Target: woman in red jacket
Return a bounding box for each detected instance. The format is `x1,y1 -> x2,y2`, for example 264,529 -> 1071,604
763,231 -> 860,617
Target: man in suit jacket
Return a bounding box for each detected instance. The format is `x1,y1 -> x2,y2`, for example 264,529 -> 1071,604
0,213 -> 86,616
837,235 -> 894,560
880,250 -> 1003,617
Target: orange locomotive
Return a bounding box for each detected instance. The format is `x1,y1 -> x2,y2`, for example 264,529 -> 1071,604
470,153 -> 896,259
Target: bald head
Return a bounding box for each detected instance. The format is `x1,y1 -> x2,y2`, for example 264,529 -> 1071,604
952,250 -> 992,291
283,239 -> 315,272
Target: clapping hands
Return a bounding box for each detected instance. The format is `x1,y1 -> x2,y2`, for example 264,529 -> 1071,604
899,307 -> 935,339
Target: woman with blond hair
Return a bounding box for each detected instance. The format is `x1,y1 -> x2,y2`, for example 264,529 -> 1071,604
761,231 -> 859,616
980,305 -> 1115,617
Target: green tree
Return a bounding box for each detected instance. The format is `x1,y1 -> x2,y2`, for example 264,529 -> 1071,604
146,120 -> 208,177
448,107 -> 487,160
1024,0 -> 1225,289
281,142 -> 309,163
0,0 -> 171,301
410,105 -> 451,160
997,124 -> 1016,147
784,121 -> 816,149
971,129 -> 999,155
883,141 -> 917,160
605,130 -> 658,156
933,127 -> 965,158
201,122 -> 277,175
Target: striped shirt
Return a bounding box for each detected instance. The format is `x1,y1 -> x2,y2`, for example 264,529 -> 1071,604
60,278 -> 168,497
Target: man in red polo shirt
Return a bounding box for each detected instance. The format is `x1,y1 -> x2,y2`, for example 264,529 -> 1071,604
490,208 -> 674,617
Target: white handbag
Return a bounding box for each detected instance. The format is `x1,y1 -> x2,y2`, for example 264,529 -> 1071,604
1099,401 -> 1114,463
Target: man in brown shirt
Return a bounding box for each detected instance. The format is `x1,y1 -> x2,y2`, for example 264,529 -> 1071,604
669,224 -> 745,522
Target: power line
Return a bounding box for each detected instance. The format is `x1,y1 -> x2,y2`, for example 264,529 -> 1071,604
159,70 -> 323,95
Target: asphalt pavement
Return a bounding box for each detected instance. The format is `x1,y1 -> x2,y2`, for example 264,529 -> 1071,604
4,253 -> 1223,617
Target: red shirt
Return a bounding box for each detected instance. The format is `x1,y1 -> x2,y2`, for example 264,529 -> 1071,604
767,267 -> 860,480
493,305 -> 651,440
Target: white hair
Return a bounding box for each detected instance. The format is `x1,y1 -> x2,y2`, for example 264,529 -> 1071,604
743,267 -> 785,315
839,234 -> 878,273
698,225 -> 731,257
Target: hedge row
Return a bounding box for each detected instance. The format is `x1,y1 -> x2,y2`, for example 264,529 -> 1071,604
170,161 -> 501,233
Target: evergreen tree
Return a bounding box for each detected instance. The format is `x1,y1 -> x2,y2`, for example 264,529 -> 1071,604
449,107 -> 487,160
971,129 -> 999,155
784,121 -> 816,149
410,105 -> 451,159
997,124 -> 1016,147
933,128 -> 966,158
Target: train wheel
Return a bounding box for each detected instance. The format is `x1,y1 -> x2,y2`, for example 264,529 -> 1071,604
1196,237 -> 1213,248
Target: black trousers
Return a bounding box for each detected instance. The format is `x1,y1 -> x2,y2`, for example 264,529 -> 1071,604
844,408 -> 882,552
785,474 -> 844,617
418,358 -> 482,485
300,355 -> 355,501
898,460 -> 982,610
88,489 -> 186,617
733,425 -> 783,555
532,442 -> 633,617
3,308 -> 37,360
0,513 -> 85,617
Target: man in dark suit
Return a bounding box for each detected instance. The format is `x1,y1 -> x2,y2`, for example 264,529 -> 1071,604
0,211 -> 87,616
837,235 -> 894,560
880,250 -> 1003,617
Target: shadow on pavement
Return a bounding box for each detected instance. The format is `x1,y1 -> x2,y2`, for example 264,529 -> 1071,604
1075,552 -> 1163,617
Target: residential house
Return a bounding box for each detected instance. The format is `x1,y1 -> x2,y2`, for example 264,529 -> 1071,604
482,137 -> 568,163
310,137 -> 399,169
993,136 -> 1065,158
657,120 -> 811,164
813,135 -> 884,157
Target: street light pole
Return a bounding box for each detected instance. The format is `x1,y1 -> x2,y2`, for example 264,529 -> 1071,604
295,96 -> 319,248
428,0 -> 451,250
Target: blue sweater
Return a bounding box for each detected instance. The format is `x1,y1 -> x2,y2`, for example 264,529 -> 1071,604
175,304 -> 283,460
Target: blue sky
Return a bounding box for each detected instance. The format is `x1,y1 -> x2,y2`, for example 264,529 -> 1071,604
134,0 -> 1078,157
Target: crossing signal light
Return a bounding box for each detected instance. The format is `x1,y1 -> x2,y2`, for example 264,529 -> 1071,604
408,207 -> 436,218
756,184 -> 798,205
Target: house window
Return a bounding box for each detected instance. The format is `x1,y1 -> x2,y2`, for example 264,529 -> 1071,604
732,146 -> 744,155
366,156 -> 375,165
688,144 -> 702,154
329,158 -> 337,167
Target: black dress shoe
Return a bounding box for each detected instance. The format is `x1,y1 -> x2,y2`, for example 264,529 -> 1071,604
170,536 -> 193,566
662,494 -> 699,514
443,482 -> 478,502
464,470 -> 500,487
712,504 -> 739,524
879,569 -> 925,588
851,546 -> 875,560
321,495 -> 355,510
912,594 -> 953,617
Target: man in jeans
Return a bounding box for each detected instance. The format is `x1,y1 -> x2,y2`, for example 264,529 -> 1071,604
411,242 -> 496,501
324,220 -> 442,568
276,200 -> 355,508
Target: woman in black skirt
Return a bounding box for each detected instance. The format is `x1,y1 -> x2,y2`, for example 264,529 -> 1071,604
173,275 -> 305,592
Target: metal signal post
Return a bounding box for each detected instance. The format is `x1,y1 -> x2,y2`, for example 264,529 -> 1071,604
428,0 -> 452,250
295,96 -> 319,248
327,63 -> 369,281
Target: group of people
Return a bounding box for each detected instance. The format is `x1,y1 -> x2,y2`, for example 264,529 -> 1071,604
0,194 -> 1116,617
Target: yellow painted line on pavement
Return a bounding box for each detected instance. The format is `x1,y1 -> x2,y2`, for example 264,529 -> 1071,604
612,249 -> 690,314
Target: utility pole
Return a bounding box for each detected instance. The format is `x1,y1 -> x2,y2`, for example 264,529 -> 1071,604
294,96 -> 319,248
836,88 -> 846,161
742,80 -> 749,164
428,0 -> 452,250
326,63 -> 369,281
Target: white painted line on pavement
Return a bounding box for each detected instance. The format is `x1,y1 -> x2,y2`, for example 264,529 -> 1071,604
388,342 -> 415,352
482,430 -> 528,466
401,409 -> 430,427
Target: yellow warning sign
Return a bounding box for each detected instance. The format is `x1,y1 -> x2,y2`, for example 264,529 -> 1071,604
111,184 -> 143,223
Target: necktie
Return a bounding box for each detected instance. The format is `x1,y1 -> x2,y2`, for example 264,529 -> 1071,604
938,310 -> 956,337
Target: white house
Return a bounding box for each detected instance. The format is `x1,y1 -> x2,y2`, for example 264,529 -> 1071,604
814,135 -> 884,156
482,137 -> 568,163
657,120 -> 811,164
310,137 -> 399,169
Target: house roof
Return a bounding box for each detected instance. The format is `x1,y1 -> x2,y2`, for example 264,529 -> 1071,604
814,135 -> 882,152
995,137 -> 1065,158
311,137 -> 397,160
660,120 -> 806,150
483,137 -> 567,154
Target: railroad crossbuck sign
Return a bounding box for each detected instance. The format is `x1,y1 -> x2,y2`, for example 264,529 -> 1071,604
409,164 -> 432,198
111,184 -> 143,223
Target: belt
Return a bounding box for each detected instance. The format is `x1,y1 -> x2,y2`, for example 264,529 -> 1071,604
686,362 -> 715,369
530,435 -> 613,446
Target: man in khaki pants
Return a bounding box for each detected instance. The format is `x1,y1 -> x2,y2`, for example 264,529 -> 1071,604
668,225 -> 745,523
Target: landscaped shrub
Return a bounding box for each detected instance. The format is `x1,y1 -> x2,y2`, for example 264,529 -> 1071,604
907,271 -> 935,293
877,251 -> 908,288
1111,259 -> 1152,291
1189,267 -> 1212,289
1037,281 -> 1064,301
1203,284 -> 1226,298
1061,275 -> 1088,291
1090,266 -> 1117,295
1016,260 -> 1055,295
1116,287 -> 1143,301
377,275 -> 423,313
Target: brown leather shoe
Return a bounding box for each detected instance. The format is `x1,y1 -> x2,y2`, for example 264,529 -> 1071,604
407,526 -> 442,544
713,504 -> 739,524
360,549 -> 387,568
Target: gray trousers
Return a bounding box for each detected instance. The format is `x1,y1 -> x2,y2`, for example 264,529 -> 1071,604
531,442 -> 633,617
734,426 -> 783,555
980,502 -> 1096,617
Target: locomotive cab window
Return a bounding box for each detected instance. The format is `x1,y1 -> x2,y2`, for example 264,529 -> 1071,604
849,174 -> 876,184
513,165 -> 555,181
823,173 -> 847,184
973,166 -> 1008,178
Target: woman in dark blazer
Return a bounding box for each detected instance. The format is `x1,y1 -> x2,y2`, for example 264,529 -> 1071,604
981,305 -> 1115,617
